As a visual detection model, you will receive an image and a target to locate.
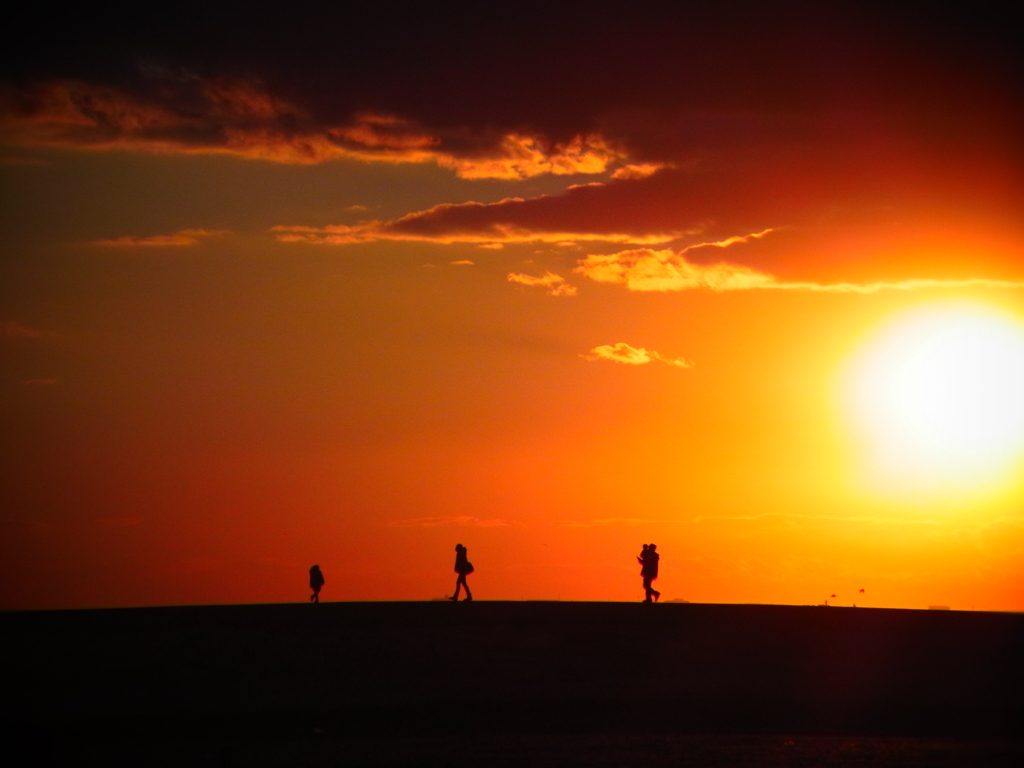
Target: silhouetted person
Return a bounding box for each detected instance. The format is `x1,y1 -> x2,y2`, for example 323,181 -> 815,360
638,543 -> 660,602
450,543 -> 474,601
309,564 -> 324,603
637,544 -> 648,593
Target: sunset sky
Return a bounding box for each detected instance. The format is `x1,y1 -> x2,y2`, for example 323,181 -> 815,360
3,3 -> 1023,611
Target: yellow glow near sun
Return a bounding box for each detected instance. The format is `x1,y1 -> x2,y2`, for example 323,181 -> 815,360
842,300 -> 1024,498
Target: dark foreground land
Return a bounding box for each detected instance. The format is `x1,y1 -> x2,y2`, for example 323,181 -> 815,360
2,601 -> 1022,766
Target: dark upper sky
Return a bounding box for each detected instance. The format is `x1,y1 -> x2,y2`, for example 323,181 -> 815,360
6,2 -> 1021,138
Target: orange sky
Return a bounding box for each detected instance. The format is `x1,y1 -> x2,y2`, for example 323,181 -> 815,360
2,3 -> 1023,610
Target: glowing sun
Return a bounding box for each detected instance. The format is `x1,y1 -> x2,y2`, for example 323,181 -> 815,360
843,301 -> 1024,495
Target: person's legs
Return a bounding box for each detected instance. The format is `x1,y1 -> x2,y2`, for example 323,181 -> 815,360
463,577 -> 472,601
451,574 -> 464,600
642,576 -> 653,602
651,581 -> 660,602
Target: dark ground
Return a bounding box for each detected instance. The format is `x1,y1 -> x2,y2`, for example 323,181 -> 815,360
2,601 -> 1021,766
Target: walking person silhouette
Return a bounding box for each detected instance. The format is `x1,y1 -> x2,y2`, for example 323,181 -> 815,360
449,544 -> 474,601
637,544 -> 660,602
309,564 -> 325,603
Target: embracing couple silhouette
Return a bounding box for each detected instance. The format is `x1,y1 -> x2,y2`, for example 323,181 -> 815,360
638,543 -> 660,602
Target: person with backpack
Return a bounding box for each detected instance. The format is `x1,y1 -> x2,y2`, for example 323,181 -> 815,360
309,564 -> 325,603
449,544 -> 474,601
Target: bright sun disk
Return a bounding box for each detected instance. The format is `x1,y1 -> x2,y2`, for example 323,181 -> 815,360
843,301 -> 1024,496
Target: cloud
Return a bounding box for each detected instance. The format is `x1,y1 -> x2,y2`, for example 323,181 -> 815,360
758,278 -> 1024,294
388,515 -> 508,527
4,320 -> 57,339
450,260 -> 474,265
6,18 -> 1019,288
437,133 -> 624,180
0,80 -> 437,164
91,229 -> 227,247
582,342 -> 692,368
273,219 -> 674,247
552,517 -> 661,528
0,80 -> 627,180
274,194 -> 1022,293
507,271 -> 577,296
272,185 -> 689,247
270,156 -> 1024,291
575,229 -> 775,291
576,248 -> 772,292
576,241 -> 1024,294
610,162 -> 668,180
552,511 -> 1007,530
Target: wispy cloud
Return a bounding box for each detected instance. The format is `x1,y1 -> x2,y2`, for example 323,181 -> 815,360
450,260 -> 474,265
552,517 -> 659,528
438,133 -> 624,180
507,271 -> 577,296
610,162 -> 669,180
4,320 -> 58,339
577,231 -> 1024,294
272,212 -> 677,248
756,278 -> 1024,294
582,342 -> 692,368
271,182 -> 689,248
552,512 -> 994,529
576,248 -> 772,291
91,229 -> 228,247
388,515 -> 509,528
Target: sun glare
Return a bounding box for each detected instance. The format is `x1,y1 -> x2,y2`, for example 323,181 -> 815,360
843,301 -> 1024,497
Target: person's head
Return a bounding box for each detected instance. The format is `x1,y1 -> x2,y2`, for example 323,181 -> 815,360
649,544 -> 657,551
642,544 -> 648,550
310,564 -> 320,571
455,543 -> 464,552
